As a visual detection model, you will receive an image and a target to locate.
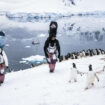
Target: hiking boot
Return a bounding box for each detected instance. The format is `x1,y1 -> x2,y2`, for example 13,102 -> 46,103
50,69 -> 54,73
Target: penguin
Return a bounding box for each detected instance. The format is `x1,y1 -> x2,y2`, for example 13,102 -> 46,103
85,64 -> 99,90
69,63 -> 81,83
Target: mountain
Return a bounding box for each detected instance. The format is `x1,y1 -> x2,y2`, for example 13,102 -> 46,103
0,0 -> 105,13
0,0 -> 105,21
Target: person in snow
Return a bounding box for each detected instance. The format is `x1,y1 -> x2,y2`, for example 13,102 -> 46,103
44,21 -> 60,73
69,63 -> 82,83
85,64 -> 99,90
0,31 -> 8,85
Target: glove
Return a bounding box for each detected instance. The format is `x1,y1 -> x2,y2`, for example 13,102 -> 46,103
5,66 -> 8,70
1,64 -> 8,70
58,56 -> 62,62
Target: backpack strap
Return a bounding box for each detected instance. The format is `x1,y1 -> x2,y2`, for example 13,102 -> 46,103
0,48 -> 5,64
0,48 -> 3,55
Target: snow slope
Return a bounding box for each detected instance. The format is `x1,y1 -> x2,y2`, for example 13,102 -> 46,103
0,0 -> 105,13
0,55 -> 105,105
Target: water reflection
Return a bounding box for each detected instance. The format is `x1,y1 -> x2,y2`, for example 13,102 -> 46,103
0,15 -> 105,70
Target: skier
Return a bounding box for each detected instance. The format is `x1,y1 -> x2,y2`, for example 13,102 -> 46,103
69,63 -> 82,83
44,21 -> 60,73
0,31 -> 8,85
85,64 -> 99,90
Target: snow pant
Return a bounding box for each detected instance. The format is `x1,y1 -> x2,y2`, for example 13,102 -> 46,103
0,64 -> 5,83
48,53 -> 56,72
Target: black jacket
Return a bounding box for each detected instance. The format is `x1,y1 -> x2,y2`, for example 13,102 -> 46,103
44,37 -> 60,58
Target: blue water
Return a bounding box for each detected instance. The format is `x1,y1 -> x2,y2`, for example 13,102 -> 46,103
0,15 -> 105,71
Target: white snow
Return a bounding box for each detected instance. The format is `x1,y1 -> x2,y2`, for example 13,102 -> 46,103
0,55 -> 105,105
22,55 -> 46,62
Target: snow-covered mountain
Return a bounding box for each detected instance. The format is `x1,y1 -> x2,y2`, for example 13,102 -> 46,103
0,0 -> 105,13
0,0 -> 105,21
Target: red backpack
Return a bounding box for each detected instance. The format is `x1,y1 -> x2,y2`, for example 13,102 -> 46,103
0,49 -> 5,84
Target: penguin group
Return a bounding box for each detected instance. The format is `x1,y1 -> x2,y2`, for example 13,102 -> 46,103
59,48 -> 105,62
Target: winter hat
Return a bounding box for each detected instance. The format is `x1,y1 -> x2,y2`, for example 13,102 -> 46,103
0,31 -> 5,49
0,31 -> 5,36
49,21 -> 58,37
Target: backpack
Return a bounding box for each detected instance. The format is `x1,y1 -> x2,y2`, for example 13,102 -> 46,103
0,48 -> 4,64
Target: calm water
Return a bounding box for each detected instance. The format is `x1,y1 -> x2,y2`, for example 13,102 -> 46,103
0,15 -> 105,71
